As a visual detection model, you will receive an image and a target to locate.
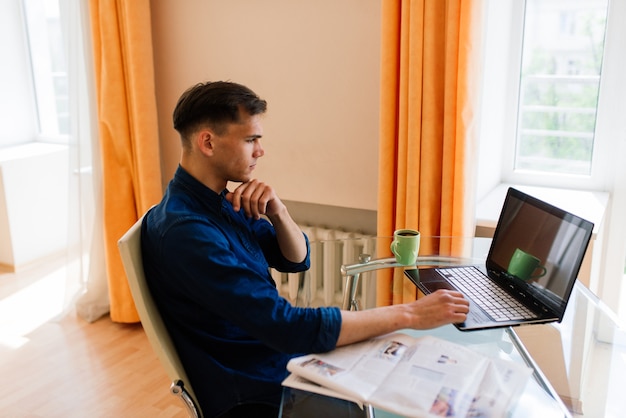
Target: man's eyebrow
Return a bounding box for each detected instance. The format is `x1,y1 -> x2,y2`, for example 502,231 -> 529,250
246,134 -> 262,140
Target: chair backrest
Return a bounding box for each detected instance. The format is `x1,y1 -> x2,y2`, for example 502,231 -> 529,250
118,213 -> 202,417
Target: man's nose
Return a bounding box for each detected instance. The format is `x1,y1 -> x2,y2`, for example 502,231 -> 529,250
254,143 -> 264,158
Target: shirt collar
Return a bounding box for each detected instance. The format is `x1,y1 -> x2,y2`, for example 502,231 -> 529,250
172,165 -> 227,207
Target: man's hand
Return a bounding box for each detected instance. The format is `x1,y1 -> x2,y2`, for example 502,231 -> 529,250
226,179 -> 306,262
403,289 -> 470,330
336,290 -> 469,347
225,179 -> 286,220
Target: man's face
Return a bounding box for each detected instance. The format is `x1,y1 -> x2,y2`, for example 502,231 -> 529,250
210,112 -> 264,184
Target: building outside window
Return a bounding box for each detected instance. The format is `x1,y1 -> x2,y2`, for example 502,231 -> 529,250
514,0 -> 608,178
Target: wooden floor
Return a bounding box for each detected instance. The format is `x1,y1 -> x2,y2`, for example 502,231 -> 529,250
0,262 -> 187,417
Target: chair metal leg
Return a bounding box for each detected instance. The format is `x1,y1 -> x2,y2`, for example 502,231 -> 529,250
170,380 -> 202,418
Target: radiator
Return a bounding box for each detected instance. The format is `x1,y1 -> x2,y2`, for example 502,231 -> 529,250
271,225 -> 377,309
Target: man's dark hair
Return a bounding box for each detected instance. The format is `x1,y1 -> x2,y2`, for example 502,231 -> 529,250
172,81 -> 267,143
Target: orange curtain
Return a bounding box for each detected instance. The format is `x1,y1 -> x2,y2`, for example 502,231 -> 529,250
89,0 -> 163,323
377,0 -> 482,306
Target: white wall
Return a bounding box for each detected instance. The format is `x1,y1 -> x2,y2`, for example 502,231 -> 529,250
475,0 -> 518,202
0,143 -> 69,270
150,0 -> 381,211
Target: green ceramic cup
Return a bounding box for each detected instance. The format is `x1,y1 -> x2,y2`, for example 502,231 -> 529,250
390,229 -> 420,266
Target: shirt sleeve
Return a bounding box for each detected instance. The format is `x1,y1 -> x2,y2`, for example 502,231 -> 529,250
248,212 -> 311,273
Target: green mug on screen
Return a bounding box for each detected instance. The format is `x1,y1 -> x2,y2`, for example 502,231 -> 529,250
390,229 -> 420,266
507,248 -> 547,281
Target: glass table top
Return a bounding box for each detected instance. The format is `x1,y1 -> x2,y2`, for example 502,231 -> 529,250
279,236 -> 625,417
513,281 -> 626,417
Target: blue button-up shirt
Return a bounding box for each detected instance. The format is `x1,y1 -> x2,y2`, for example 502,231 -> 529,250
141,166 -> 342,417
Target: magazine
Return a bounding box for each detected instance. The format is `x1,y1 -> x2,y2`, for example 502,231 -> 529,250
282,333 -> 532,417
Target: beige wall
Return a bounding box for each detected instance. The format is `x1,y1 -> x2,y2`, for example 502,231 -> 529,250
150,0 -> 381,211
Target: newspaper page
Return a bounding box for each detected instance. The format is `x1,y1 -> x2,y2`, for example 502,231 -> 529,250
283,333 -> 532,417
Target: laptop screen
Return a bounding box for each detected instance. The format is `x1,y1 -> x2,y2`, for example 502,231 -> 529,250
486,188 -> 594,315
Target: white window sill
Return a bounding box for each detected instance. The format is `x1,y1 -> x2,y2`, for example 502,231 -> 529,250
0,142 -> 68,163
475,183 -> 609,237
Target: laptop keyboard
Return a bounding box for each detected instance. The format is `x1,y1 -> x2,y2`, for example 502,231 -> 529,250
437,267 -> 538,322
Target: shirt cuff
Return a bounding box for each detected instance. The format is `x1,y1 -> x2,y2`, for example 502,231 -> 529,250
313,307 -> 342,352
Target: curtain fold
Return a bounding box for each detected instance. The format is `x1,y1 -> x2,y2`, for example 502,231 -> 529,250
88,0 -> 163,323
377,0 -> 482,306
68,0 -> 109,323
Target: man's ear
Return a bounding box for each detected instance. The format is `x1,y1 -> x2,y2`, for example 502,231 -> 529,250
196,129 -> 215,156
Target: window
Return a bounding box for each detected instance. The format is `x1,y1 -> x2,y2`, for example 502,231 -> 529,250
23,0 -> 68,142
477,0 -> 612,193
515,0 -> 608,177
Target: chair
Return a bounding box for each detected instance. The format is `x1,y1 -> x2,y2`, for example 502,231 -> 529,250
118,213 -> 203,418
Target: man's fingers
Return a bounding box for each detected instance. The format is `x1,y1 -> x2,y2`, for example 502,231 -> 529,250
248,185 -> 267,219
227,180 -> 273,219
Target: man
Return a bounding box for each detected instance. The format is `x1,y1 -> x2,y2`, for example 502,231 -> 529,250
141,81 -> 469,417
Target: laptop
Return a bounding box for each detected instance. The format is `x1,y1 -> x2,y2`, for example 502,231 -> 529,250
404,187 -> 594,331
